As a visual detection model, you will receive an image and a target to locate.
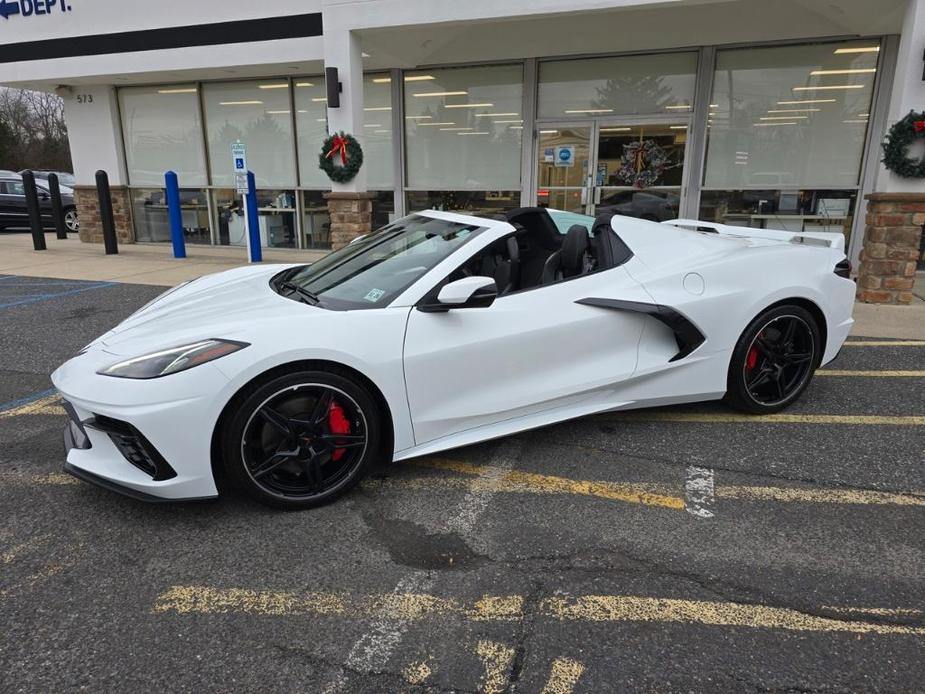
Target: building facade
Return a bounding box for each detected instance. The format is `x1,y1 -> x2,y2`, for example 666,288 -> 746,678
2,0 -> 924,273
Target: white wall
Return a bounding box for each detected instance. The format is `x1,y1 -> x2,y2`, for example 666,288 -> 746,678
61,86 -> 126,186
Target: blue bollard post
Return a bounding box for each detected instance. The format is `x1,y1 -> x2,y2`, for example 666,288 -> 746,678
165,171 -> 186,259
245,170 -> 262,263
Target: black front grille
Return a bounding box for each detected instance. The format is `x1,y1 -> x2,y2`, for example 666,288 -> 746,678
88,415 -> 177,481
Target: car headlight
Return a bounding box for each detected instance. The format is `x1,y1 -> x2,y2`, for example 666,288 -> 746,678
98,339 -> 249,379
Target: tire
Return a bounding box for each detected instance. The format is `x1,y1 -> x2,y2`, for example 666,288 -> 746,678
64,207 -> 79,233
221,368 -> 382,510
725,304 -> 821,414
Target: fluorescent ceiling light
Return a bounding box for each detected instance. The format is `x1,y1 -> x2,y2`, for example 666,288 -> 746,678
258,84 -> 289,90
767,108 -> 821,113
778,98 -> 837,105
417,122 -> 456,126
509,126 -> 523,130
364,106 -> 392,111
793,85 -> 864,91
834,46 -> 879,54
295,82 -> 314,87
220,100 -> 263,106
265,110 -> 290,115
374,129 -> 390,134
372,77 -> 391,84
565,108 -> 613,114
709,104 -> 718,108
754,122 -> 797,126
474,112 -> 519,117
601,127 -> 631,132
458,131 -> 490,135
669,125 -> 687,129
843,119 -> 869,123
404,115 -> 432,120
736,151 -> 748,155
439,127 -> 472,131
493,120 -> 523,124
759,115 -> 808,120
413,91 -> 468,97
316,118 -> 327,122
157,88 -> 197,94
311,97 -> 327,102
405,75 -> 435,82
858,112 -> 869,117
539,130 -> 559,134
297,110 -> 307,114
364,123 -> 382,127
444,103 -> 494,108
665,104 -> 691,110
810,68 -> 876,76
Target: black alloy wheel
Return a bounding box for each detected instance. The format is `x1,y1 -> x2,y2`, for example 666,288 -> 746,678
223,370 -> 381,509
726,305 -> 820,413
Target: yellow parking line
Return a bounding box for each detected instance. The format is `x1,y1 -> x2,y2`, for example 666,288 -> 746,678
542,657 -> 585,694
402,661 -> 432,686
817,370 -> 925,377
610,412 -> 925,425
823,606 -> 924,618
716,485 -> 925,507
154,585 -> 925,636
843,340 -> 925,347
476,640 -> 516,694
408,458 -> 685,510
0,394 -> 64,419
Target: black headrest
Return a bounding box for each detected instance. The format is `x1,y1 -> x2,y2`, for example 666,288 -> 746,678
561,225 -> 589,273
505,207 -> 563,250
592,213 -> 615,236
503,236 -> 519,262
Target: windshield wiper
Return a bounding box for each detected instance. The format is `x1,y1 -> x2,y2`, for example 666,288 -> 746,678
278,280 -> 320,305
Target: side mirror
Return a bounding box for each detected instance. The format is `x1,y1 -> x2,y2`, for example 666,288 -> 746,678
420,276 -> 497,312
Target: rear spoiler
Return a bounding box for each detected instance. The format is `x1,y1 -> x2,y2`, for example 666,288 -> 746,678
662,218 -> 845,252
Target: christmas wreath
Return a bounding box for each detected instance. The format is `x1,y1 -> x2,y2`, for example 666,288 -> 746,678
319,131 -> 364,183
616,139 -> 670,188
882,110 -> 925,179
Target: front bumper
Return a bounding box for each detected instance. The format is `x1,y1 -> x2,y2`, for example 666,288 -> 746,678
53,348 -> 227,501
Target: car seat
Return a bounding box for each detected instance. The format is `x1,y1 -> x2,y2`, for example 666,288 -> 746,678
541,225 -> 594,284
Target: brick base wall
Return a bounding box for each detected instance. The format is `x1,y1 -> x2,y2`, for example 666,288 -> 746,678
73,185 -> 135,245
324,191 -> 375,250
856,193 -> 925,305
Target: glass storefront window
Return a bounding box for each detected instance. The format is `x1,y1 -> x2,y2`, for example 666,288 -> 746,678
699,189 -> 857,243
538,53 -> 697,119
294,77 -> 329,188
704,41 -> 879,189
301,190 -> 331,249
119,85 -> 208,187
404,65 -> 523,190
370,190 -> 395,229
203,80 -> 297,188
406,190 -> 520,215
130,187 -> 210,244
363,74 -> 394,189
212,189 -> 296,248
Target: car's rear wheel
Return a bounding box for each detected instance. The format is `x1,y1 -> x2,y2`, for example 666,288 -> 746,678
725,304 -> 821,414
64,207 -> 79,232
222,369 -> 382,509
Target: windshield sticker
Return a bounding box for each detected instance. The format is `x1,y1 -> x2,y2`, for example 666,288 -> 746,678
364,288 -> 386,303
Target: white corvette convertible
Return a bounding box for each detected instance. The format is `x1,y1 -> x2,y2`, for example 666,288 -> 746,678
53,207 -> 855,509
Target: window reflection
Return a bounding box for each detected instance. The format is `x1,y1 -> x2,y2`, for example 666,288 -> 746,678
131,188 -> 210,244
211,189 -> 296,248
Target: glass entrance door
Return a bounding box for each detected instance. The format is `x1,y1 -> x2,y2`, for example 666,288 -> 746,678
535,124 -> 593,214
535,120 -> 689,218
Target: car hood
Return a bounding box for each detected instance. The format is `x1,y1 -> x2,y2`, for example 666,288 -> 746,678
96,263 -> 312,355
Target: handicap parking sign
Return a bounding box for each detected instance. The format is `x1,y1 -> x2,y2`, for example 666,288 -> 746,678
231,142 -> 247,174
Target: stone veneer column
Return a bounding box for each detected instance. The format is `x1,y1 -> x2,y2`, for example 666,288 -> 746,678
73,185 -> 135,245
856,193 -> 924,305
324,191 -> 376,249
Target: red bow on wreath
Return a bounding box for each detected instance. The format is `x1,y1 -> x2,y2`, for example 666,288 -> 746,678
913,120 -> 925,134
326,134 -> 348,165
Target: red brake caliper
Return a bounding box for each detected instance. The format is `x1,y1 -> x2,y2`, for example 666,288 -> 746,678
327,400 -> 351,461
746,345 -> 759,370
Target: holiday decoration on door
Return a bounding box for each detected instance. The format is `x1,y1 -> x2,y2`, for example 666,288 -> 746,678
319,132 -> 364,184
616,139 -> 670,188
882,110 -> 925,179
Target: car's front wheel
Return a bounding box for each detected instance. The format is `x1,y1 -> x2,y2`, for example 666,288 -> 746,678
64,207 -> 79,232
222,369 -> 382,509
725,304 -> 821,414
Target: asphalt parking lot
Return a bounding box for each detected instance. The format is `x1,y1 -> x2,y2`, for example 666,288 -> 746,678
0,274 -> 923,693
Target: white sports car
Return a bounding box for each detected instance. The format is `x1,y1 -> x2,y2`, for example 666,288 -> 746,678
52,207 -> 855,509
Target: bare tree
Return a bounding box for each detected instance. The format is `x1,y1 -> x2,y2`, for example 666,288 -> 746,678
0,87 -> 72,172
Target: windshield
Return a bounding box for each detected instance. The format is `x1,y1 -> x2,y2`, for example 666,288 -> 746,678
277,214 -> 485,310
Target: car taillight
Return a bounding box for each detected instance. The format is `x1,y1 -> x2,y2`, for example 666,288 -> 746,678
834,258 -> 851,279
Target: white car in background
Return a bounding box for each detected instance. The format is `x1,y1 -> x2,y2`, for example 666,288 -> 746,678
52,207 -> 855,509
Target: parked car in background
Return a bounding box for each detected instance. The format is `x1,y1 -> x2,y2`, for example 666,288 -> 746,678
597,190 -> 680,222
20,170 -> 77,188
0,175 -> 79,233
